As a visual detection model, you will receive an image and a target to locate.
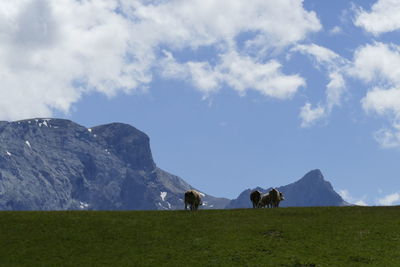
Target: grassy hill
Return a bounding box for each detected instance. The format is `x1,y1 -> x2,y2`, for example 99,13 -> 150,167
1,206 -> 400,266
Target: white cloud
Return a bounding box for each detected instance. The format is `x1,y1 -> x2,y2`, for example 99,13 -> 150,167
0,0 -> 321,120
355,200 -> 368,206
350,42 -> 400,85
218,51 -> 306,99
187,61 -> 221,95
373,124 -> 400,148
292,44 -> 348,127
362,87 -> 400,118
349,42 -> 400,148
128,0 -> 321,49
326,72 -> 346,110
292,44 -> 343,65
354,0 -> 400,35
377,192 -> 400,205
159,50 -> 189,80
338,189 -> 351,201
339,189 -> 368,206
0,0 -> 151,120
299,103 -> 325,128
329,26 -> 342,35
161,49 -> 306,99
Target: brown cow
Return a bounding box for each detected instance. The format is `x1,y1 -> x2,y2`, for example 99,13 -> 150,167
269,188 -> 284,208
184,190 -> 202,211
250,190 -> 261,208
257,193 -> 272,208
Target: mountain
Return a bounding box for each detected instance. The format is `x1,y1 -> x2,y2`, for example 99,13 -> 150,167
0,118 -> 229,210
225,169 -> 349,209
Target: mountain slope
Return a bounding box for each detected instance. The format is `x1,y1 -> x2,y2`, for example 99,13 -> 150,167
0,118 -> 229,210
225,169 -> 349,209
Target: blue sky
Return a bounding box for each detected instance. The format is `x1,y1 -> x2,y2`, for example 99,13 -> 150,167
2,0 -> 400,205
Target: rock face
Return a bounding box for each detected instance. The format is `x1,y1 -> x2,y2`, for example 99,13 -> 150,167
225,169 -> 349,209
0,119 -> 229,210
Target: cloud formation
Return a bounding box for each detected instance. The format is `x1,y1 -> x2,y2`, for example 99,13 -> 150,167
0,0 -> 149,119
338,189 -> 367,206
350,42 -> 400,85
161,49 -> 306,99
299,103 -> 325,128
354,0 -> 400,35
351,0 -> 400,148
0,0 -> 320,120
377,192 -> 400,205
350,42 -> 400,147
292,44 -> 348,127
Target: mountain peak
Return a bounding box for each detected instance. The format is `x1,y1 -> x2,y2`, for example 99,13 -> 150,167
226,169 -> 348,208
91,122 -> 155,171
298,169 -> 324,183
0,118 -> 229,210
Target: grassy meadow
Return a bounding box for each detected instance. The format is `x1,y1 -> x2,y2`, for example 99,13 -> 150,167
1,206 -> 400,266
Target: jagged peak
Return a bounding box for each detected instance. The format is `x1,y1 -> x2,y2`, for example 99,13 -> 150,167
3,118 -> 87,132
0,118 -> 86,134
91,122 -> 155,171
298,169 -> 325,183
15,118 -> 74,125
1,117 -> 222,210
5,118 -> 148,140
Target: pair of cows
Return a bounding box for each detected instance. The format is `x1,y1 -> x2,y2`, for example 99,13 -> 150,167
184,188 -> 284,211
250,189 -> 284,208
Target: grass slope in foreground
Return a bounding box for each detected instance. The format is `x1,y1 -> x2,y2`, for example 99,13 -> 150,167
1,206 -> 400,266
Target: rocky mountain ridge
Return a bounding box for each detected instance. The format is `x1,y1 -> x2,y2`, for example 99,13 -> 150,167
0,118 -> 229,210
0,118 -> 349,210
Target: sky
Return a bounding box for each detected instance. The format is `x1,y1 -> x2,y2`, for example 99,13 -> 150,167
1,0 -> 400,205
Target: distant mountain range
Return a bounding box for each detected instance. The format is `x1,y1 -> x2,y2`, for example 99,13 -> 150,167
0,118 -> 348,211
226,169 -> 349,209
0,119 -> 229,210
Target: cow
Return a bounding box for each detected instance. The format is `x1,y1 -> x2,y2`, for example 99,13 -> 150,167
184,190 -> 202,211
269,188 -> 284,208
250,190 -> 261,208
257,193 -> 272,208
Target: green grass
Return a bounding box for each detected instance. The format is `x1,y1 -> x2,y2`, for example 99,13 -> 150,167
1,207 -> 400,266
